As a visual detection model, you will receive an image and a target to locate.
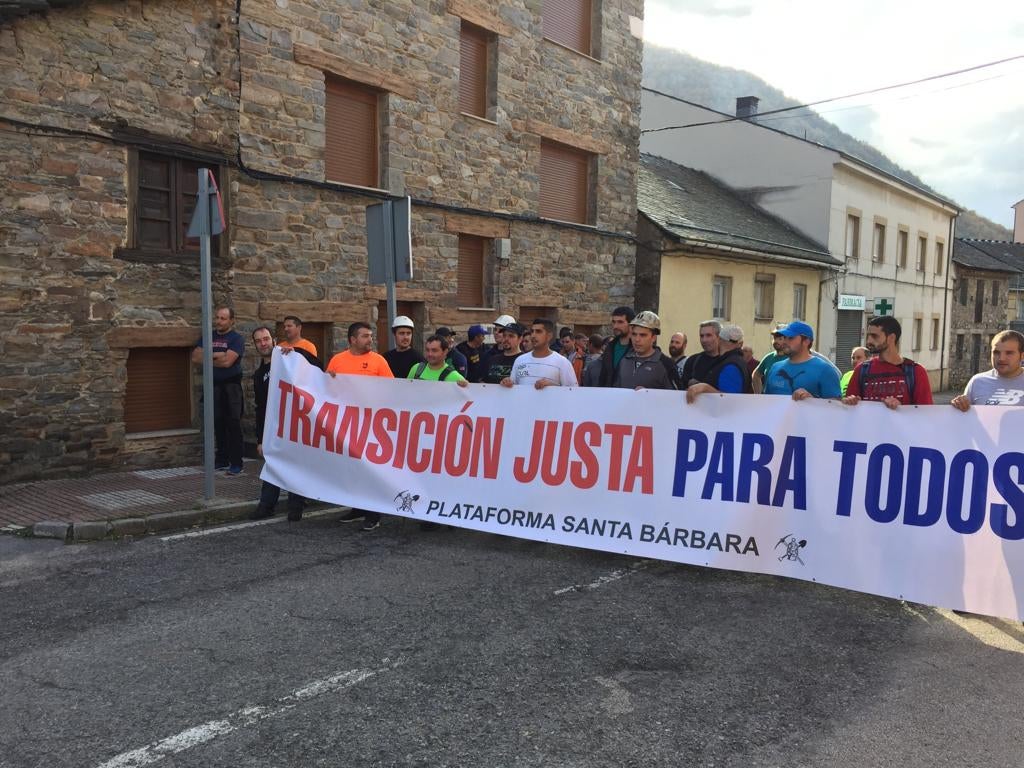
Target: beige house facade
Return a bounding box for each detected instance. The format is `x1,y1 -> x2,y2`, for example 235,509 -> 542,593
640,90 -> 959,386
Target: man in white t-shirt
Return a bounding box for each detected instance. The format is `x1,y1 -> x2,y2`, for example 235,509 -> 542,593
951,330 -> 1024,411
501,318 -> 578,389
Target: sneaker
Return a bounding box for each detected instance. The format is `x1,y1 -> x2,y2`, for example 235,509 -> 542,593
360,519 -> 380,532
338,509 -> 366,524
214,462 -> 229,471
224,465 -> 244,476
249,505 -> 274,521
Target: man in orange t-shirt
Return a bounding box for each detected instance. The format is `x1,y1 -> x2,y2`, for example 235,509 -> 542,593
278,315 -> 318,358
326,321 -> 394,530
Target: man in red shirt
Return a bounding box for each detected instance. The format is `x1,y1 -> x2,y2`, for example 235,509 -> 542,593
842,316 -> 932,409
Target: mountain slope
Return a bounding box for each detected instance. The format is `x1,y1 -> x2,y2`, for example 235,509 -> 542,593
642,44 -> 1012,241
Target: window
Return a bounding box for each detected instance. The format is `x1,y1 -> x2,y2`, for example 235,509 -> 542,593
956,333 -> 964,361
325,76 -> 379,188
125,347 -> 192,433
711,276 -> 732,320
845,214 -> 860,260
542,0 -> 593,56
793,283 -> 807,321
753,273 -> 775,320
917,235 -> 927,272
539,139 -> 592,224
457,234 -> 489,307
934,241 -> 944,275
459,21 -> 492,118
971,333 -> 982,374
930,317 -> 940,350
896,228 -> 908,269
912,318 -> 922,352
133,153 -> 219,255
871,222 -> 885,263
1017,294 -> 1024,320
959,278 -> 968,306
975,279 -> 984,322
992,280 -> 1000,306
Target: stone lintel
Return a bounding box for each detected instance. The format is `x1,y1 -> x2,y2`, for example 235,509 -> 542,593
444,212 -> 511,239
526,118 -> 611,156
293,44 -> 417,101
428,309 -> 504,327
107,326 -> 199,348
446,0 -> 516,37
361,287 -> 435,303
559,310 -> 610,326
259,300 -> 370,323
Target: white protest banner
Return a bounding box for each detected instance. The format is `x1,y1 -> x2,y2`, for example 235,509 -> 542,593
262,349 -> 1024,620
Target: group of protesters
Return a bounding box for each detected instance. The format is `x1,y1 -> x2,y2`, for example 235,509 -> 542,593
194,303 -> 1024,531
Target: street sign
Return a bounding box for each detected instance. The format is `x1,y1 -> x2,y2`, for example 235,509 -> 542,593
367,196 -> 413,347
186,169 -> 226,238
838,294 -> 865,311
872,297 -> 895,316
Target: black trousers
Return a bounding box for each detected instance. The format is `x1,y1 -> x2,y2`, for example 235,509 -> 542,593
258,481 -> 305,514
213,379 -> 244,467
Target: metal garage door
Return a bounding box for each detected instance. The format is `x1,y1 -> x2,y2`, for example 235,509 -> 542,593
836,311 -> 865,373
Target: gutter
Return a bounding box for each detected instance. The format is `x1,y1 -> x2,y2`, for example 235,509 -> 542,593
939,215 -> 955,391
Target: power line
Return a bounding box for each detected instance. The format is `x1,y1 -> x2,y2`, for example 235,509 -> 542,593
641,54 -> 1024,133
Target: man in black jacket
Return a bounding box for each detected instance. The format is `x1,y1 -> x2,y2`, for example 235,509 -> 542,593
588,306 -> 634,387
680,319 -> 722,389
249,326 -> 322,521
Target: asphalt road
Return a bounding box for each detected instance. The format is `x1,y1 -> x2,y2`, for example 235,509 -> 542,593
1,512 -> 1022,768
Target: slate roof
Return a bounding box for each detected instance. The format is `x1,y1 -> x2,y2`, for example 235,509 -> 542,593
638,153 -> 840,267
0,1 -> 85,22
954,238 -> 1024,289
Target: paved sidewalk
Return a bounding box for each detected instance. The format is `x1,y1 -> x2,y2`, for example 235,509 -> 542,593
0,460 -> 264,532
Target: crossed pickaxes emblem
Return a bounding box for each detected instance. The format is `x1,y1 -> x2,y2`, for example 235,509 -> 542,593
394,490 -> 420,514
775,534 -> 807,565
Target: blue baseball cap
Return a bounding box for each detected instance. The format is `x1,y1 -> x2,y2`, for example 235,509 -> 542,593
776,321 -> 814,340
467,324 -> 488,338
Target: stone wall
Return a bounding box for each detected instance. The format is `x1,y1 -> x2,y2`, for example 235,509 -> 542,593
1,0 -> 643,481
948,267 -> 1012,389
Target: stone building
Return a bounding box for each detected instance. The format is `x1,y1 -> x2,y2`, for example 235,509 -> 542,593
0,0 -> 644,482
948,239 -> 1024,389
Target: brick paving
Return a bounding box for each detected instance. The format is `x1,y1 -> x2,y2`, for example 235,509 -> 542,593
0,461 -> 264,530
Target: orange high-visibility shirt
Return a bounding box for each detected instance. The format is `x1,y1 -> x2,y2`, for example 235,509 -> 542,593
326,349 -> 394,377
279,338 -> 318,357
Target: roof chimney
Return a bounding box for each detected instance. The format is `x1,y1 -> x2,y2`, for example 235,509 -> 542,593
736,96 -> 759,120
1014,199 -> 1023,243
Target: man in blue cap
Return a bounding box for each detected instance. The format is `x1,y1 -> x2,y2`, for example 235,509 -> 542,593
762,321 -> 842,400
456,324 -> 490,383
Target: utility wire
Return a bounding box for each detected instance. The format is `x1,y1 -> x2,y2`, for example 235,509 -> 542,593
641,54 -> 1024,133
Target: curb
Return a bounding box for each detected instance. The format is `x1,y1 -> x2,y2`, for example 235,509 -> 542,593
27,499 -> 340,543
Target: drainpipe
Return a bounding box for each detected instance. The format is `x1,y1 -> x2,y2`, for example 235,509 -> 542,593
939,213 -> 956,391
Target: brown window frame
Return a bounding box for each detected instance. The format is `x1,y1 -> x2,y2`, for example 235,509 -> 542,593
125,347 -> 193,434
325,75 -> 381,189
542,0 -> 595,57
459,21 -> 493,119
539,139 -> 594,225
457,233 -> 491,308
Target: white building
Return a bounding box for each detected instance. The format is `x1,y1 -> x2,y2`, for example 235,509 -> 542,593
640,90 -> 959,387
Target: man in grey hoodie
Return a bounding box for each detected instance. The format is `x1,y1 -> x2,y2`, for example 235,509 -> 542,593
615,311 -> 681,390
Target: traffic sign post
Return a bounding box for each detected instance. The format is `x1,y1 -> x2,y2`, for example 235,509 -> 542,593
367,197 -> 412,347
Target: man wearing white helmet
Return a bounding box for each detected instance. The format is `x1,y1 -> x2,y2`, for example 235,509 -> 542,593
615,311 -> 681,390
383,315 -> 425,379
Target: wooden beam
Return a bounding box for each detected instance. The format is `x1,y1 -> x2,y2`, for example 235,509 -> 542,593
446,0 -> 516,37
293,44 -> 417,101
259,300 -> 370,323
107,326 -> 199,348
444,212 -> 511,239
559,310 -> 609,326
526,118 -> 612,156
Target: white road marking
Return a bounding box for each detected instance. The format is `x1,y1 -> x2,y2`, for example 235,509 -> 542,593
95,660 -> 403,768
554,559 -> 653,595
159,507 -> 344,541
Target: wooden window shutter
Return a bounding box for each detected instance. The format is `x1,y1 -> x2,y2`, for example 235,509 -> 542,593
138,155 -> 174,250
125,348 -> 192,433
542,0 -> 591,55
457,234 -> 486,306
459,22 -> 489,117
539,139 -> 590,224
177,159 -> 201,252
325,77 -> 379,187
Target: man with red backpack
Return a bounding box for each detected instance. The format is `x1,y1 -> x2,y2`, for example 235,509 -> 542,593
842,316 -> 932,408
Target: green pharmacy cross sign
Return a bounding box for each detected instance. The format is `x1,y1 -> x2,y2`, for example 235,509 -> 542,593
873,297 -> 895,316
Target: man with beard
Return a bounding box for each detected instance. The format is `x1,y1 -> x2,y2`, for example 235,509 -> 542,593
615,311 -> 680,390
191,306 -> 245,475
668,332 -> 687,378
752,325 -> 787,394
589,306 -> 635,387
383,315 -> 425,379
482,322 -> 525,383
455,324 -> 490,383
684,324 -> 751,401
249,326 -> 322,521
951,330 -> 1024,410
843,316 -> 932,408
680,319 -> 722,389
762,321 -> 841,400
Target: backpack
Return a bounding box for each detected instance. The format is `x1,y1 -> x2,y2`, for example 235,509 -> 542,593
857,358 -> 917,400
413,362 -> 456,381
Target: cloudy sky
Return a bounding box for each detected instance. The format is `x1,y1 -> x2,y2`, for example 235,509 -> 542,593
643,0 -> 1024,229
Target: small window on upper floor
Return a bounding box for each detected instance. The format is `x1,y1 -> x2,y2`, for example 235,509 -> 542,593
871,222 -> 886,263
539,139 -> 594,225
459,21 -> 494,119
845,214 -> 860,261
934,241 -> 944,276
132,152 -> 223,257
542,0 -> 595,57
325,76 -> 380,188
896,229 -> 908,269
917,235 -> 928,272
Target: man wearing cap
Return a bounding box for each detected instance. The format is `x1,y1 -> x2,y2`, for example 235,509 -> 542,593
434,327 -> 469,379
684,324 -> 751,401
752,324 -> 788,394
456,324 -> 490,383
615,311 -> 680,390
383,315 -> 425,379
483,322 -> 525,383
762,321 -> 841,400
843,316 -> 932,408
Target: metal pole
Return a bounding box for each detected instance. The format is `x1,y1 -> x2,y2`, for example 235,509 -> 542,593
381,200 -> 398,349
199,169 -> 215,501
